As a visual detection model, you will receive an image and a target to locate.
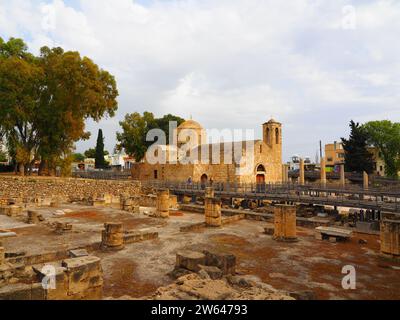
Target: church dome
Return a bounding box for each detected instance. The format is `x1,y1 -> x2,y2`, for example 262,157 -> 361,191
178,119 -> 203,130
264,118 -> 280,125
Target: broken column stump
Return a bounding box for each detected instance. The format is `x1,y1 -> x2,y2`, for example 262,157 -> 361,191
380,213 -> 400,260
205,195 -> 222,228
101,222 -> 124,250
273,205 -> 298,242
122,197 -> 134,212
176,250 -> 206,272
205,187 -> 215,199
50,197 -> 60,208
0,247 -> 5,265
156,189 -> 170,218
55,222 -> 73,235
203,250 -> 236,275
27,210 -> 39,224
169,195 -> 178,209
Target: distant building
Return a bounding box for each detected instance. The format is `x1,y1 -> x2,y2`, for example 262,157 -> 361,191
288,155 -> 313,171
325,141 -> 388,176
325,141 -> 345,172
104,153 -> 136,171
72,158 -> 96,172
368,147 -> 386,176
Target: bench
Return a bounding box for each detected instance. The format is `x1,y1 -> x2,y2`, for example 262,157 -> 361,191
315,226 -> 353,243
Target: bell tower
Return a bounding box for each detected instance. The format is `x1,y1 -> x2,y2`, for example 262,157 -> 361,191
263,118 -> 282,148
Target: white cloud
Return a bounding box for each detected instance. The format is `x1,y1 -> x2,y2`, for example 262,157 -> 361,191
1,0 -> 400,160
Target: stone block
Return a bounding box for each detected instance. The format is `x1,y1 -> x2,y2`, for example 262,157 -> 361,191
203,250 -> 236,275
133,206 -> 141,214
176,250 -> 206,272
199,265 -> 223,280
69,249 -> 89,258
0,283 -> 35,300
55,222 -> 73,235
264,226 -> 274,235
62,256 -> 102,298
314,232 -> 323,240
92,199 -> 106,207
33,265 -> 68,300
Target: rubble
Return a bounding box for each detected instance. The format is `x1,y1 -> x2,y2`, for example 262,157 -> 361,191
148,273 -> 294,300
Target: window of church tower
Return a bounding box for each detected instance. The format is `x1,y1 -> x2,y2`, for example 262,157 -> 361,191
275,128 -> 280,144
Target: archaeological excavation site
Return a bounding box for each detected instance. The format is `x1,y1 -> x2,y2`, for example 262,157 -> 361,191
0,175 -> 399,301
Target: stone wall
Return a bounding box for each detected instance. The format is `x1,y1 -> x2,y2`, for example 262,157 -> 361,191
0,176 -> 141,204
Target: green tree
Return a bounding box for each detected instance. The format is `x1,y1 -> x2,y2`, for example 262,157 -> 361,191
151,114 -> 185,143
95,129 -> 107,169
116,112 -> 184,162
0,38 -> 43,174
0,37 -> 118,176
363,120 -> 400,178
72,153 -> 85,162
341,120 -> 374,174
84,148 -> 96,158
0,150 -> 7,162
85,147 -> 108,159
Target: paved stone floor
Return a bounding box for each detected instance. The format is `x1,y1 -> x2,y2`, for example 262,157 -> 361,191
2,206 -> 400,300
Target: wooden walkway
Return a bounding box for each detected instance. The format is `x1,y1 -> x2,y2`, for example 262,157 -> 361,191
143,181 -> 400,214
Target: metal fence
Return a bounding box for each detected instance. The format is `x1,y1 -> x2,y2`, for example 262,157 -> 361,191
72,170 -> 132,180
142,179 -> 400,213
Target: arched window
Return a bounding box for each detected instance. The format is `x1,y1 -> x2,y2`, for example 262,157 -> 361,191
266,128 -> 270,144
275,128 -> 280,144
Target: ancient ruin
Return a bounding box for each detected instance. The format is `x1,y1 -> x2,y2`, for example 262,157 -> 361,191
0,171 -> 399,301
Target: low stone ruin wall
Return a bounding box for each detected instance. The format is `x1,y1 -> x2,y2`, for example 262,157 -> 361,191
0,255 -> 103,300
0,176 -> 141,205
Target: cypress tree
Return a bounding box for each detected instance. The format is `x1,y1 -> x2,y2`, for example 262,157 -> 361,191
95,129 -> 106,169
341,120 -> 374,174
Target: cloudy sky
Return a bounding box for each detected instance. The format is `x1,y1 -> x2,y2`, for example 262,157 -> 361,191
0,0 -> 399,161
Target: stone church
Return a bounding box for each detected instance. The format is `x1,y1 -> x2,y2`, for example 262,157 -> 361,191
131,118 -> 283,184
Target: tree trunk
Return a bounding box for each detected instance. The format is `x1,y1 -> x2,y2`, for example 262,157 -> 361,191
19,163 -> 25,176
38,159 -> 47,176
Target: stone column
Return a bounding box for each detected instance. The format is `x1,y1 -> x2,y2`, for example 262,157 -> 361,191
27,210 -> 39,224
205,194 -> 222,228
320,158 -> 327,186
0,246 -> 5,265
340,164 -> 346,188
156,189 -> 170,218
363,171 -> 369,190
205,187 -> 215,199
299,158 -> 305,185
380,213 -> 400,259
101,222 -> 124,250
273,205 -> 297,242
282,164 -> 289,183
123,197 -> 134,212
